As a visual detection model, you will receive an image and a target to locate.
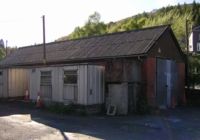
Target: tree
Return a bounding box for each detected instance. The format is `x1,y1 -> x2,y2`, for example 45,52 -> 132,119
88,12 -> 101,24
0,48 -> 5,60
191,0 -> 200,26
68,12 -> 107,39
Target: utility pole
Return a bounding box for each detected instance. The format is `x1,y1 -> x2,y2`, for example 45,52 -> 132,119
42,15 -> 46,64
185,19 -> 190,91
186,19 -> 189,54
5,40 -> 8,56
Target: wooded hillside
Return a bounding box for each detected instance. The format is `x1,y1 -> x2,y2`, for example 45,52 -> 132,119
57,2 -> 200,51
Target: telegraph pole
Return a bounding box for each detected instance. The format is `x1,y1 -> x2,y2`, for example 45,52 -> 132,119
5,40 -> 8,56
42,15 -> 46,64
185,19 -> 190,91
186,19 -> 189,54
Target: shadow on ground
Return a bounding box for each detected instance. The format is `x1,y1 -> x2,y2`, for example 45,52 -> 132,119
0,100 -> 200,140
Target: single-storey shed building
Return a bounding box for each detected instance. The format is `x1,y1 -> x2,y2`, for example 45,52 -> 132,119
0,25 -> 185,114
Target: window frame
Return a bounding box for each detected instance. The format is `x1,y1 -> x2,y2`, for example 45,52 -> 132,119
63,70 -> 78,84
40,71 -> 52,86
0,71 -> 3,76
197,43 -> 200,52
199,33 -> 200,41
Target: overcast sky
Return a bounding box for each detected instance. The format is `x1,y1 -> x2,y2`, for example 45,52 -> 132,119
0,0 -> 198,47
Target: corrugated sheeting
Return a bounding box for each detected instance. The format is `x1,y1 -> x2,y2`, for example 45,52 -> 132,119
0,68 -> 29,98
156,59 -> 178,108
8,69 -> 29,97
142,57 -> 185,108
0,69 -> 8,98
30,65 -> 104,105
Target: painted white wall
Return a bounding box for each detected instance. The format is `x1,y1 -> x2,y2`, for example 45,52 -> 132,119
87,65 -> 105,105
189,33 -> 193,52
29,64 -> 105,105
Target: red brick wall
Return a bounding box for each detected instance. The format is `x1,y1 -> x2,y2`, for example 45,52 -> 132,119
177,63 -> 186,104
142,58 -> 156,106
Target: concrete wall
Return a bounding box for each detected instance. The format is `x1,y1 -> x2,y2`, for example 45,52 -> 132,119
30,64 -> 104,105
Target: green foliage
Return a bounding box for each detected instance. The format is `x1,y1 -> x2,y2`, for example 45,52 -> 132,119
58,3 -> 200,52
188,55 -> 200,88
0,48 -> 5,60
67,12 -> 107,40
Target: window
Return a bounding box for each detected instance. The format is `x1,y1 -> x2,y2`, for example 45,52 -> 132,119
0,71 -> 3,76
40,71 -> 52,99
199,34 -> 200,41
40,71 -> 51,85
32,68 -> 36,73
197,43 -> 200,52
64,70 -> 77,84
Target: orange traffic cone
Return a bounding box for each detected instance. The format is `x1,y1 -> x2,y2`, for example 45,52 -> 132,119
24,90 -> 29,101
36,92 -> 43,108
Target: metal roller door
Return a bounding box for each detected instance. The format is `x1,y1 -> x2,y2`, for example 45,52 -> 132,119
156,58 -> 177,108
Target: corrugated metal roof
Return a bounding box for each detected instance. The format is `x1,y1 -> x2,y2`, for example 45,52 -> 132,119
0,25 -> 169,67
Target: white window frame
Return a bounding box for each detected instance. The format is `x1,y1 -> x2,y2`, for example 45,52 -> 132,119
197,43 -> 200,52
199,34 -> 200,41
63,70 -> 77,85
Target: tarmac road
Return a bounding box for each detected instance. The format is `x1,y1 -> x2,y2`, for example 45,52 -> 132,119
0,100 -> 200,140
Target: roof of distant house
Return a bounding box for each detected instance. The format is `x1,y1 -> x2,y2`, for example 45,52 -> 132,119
193,25 -> 200,31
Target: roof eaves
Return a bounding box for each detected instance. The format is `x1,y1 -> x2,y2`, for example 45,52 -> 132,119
0,53 -> 148,68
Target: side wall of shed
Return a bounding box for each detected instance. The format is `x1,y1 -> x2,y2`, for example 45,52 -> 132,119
29,65 -> 104,105
8,68 -> 29,97
0,69 -> 8,98
87,65 -> 105,105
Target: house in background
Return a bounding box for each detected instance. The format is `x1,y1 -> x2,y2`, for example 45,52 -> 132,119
0,39 -> 4,48
189,25 -> 200,53
0,25 -> 186,115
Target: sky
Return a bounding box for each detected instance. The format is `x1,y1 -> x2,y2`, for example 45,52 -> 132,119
0,0 -> 198,47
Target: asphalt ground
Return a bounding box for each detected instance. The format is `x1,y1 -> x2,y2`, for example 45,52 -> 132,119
0,100 -> 200,140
